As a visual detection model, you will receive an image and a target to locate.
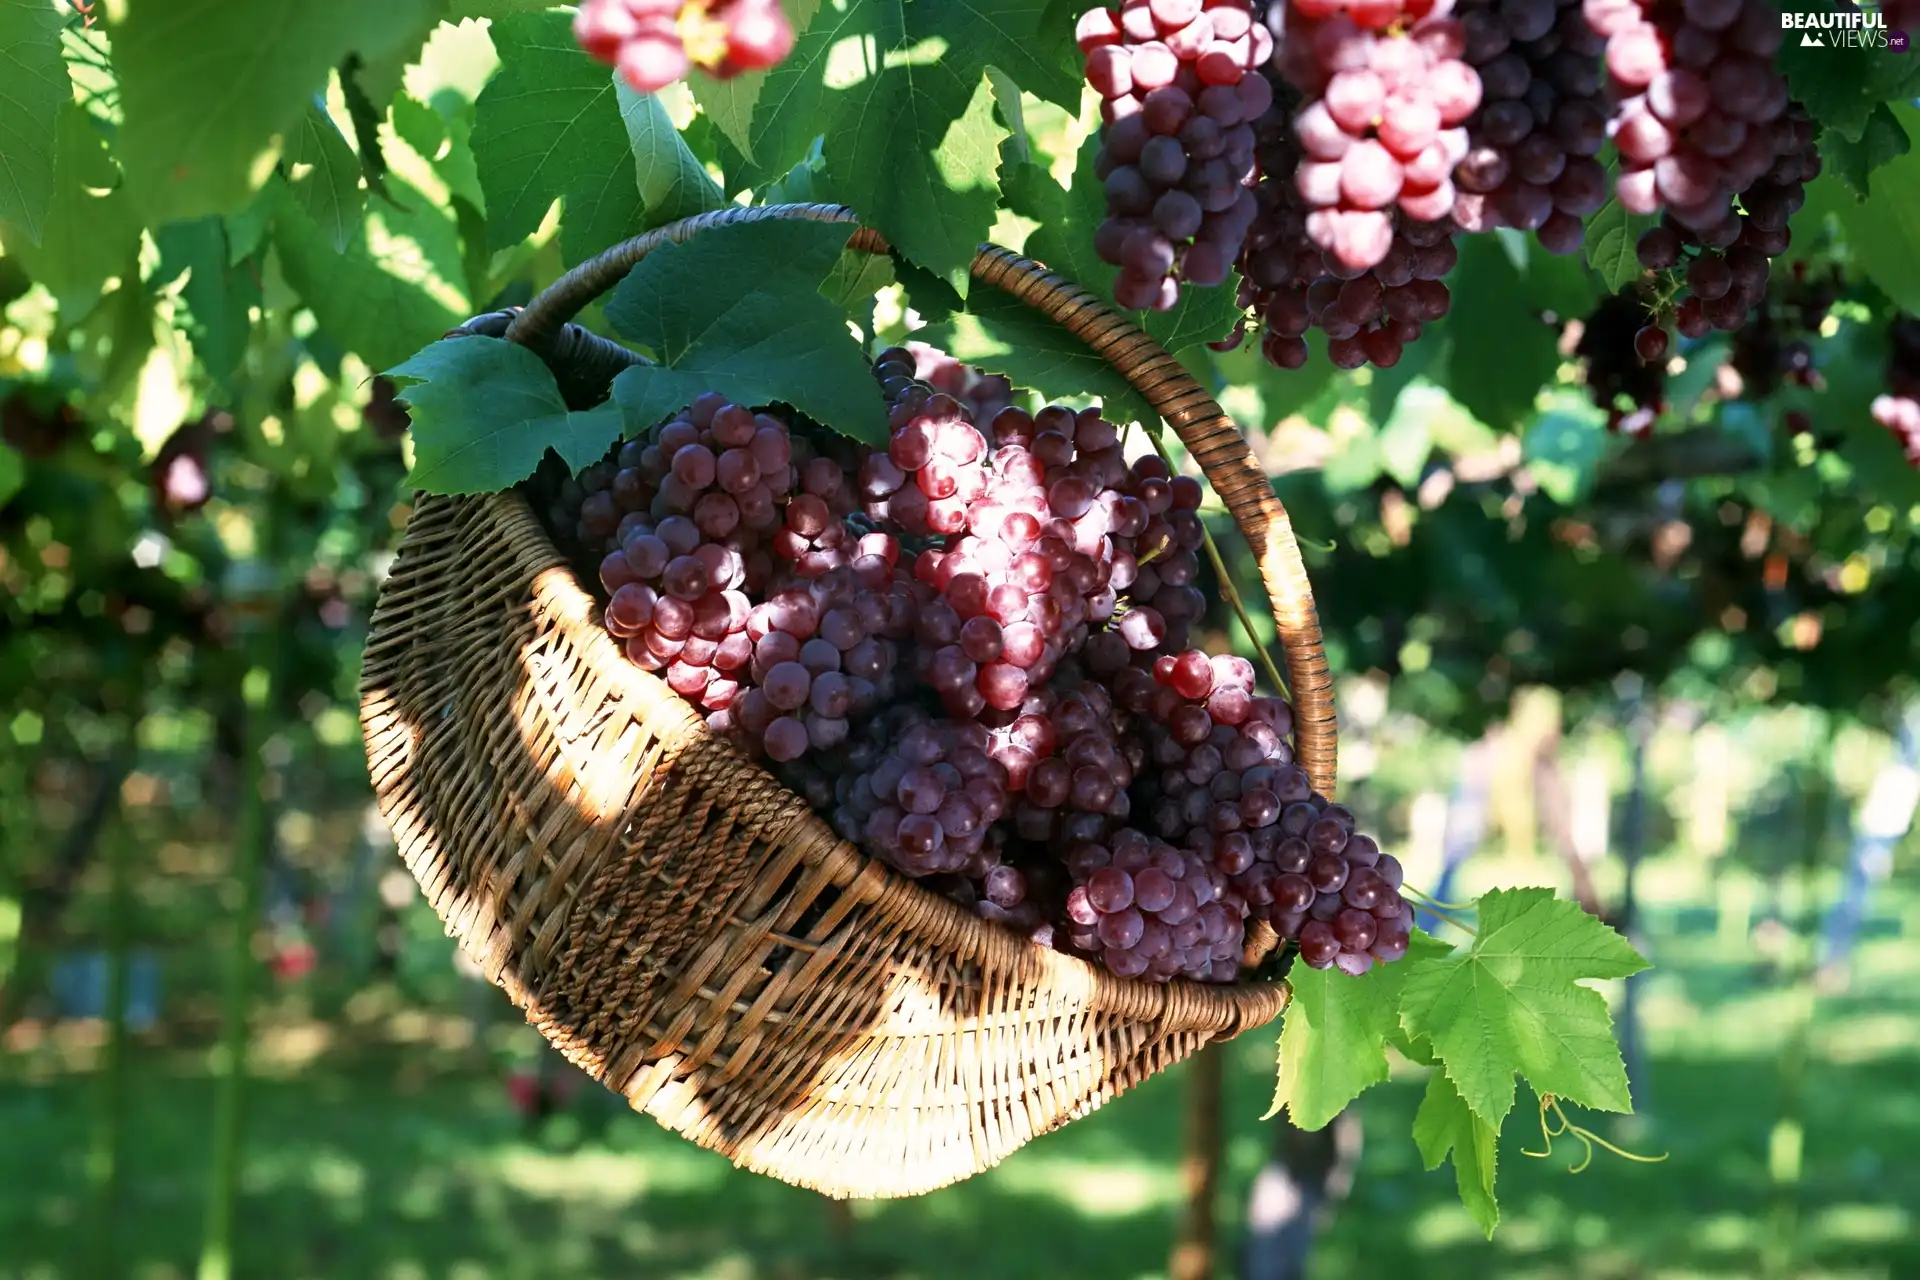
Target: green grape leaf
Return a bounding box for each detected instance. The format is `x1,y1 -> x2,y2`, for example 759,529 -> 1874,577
114,0 -> 436,224
1777,0 -> 1920,143
283,102 -> 366,253
617,82 -> 727,229
471,10 -> 643,264
918,290 -> 1158,429
1398,887 -> 1649,1129
1007,140 -> 1244,353
0,0 -> 71,245
1832,105 -> 1920,315
1523,400 -> 1610,506
1446,237 -> 1559,432
602,218 -> 886,445
155,218 -> 259,388
852,64 -> 1006,293
389,336 -> 625,492
272,176 -> 469,372
739,0 -> 1079,287
688,0 -> 823,163
0,103 -> 141,326
1582,199 -> 1646,295
1823,103 -> 1912,198
1263,931 -> 1452,1132
1413,1070 -> 1501,1239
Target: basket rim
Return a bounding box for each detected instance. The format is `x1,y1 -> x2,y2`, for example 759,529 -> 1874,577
456,484 -> 1294,1031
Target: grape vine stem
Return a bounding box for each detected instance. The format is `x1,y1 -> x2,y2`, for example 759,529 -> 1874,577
1523,1093 -> 1669,1174
1404,885 -> 1477,935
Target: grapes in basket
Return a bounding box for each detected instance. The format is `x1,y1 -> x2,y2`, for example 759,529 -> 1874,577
535,348 -> 1410,984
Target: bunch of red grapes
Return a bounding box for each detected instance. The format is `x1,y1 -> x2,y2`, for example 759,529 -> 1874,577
1064,0 -> 1826,393
1450,0 -> 1609,251
574,0 -> 795,94
1573,287 -> 1666,437
1872,314 -> 1920,467
1235,69 -> 1456,371
1590,0 -> 1817,336
1727,261 -> 1839,401
539,349 -> 1413,983
1267,0 -> 1482,269
1077,0 -> 1276,311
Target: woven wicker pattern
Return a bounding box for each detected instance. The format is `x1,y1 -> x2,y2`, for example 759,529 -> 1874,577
360,206 -> 1331,1197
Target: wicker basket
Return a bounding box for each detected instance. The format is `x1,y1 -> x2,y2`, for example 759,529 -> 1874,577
359,203 -> 1338,1198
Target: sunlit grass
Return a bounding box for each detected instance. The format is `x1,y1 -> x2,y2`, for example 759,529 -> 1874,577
0,844 -> 1914,1279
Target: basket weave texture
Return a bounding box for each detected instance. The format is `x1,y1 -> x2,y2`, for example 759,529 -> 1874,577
360,205 -> 1332,1198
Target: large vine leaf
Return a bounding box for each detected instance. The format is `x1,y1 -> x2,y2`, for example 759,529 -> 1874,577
1776,0 -> 1920,144
388,336 -> 624,492
616,82 -> 727,229
1413,1070 -> 1501,1239
1824,102 -> 1912,199
1446,236 -> 1560,432
603,218 -> 887,445
1832,105 -> 1920,316
1006,138 -> 1243,353
1262,931 -> 1452,1132
1398,887 -> 1648,1129
0,0 -> 71,245
113,0 -> 436,224
272,177 -> 469,372
283,102 -> 366,253
739,0 -> 1079,288
470,10 -> 643,264
0,103 -> 141,326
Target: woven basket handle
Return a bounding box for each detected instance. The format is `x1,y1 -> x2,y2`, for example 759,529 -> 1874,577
496,202 -> 1337,802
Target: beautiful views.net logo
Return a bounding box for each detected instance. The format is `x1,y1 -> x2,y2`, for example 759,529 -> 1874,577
1782,5 -> 1909,51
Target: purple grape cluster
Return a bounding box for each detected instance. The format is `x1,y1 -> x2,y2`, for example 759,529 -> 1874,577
1065,828 -> 1244,981
1450,0 -> 1609,252
1727,261 -> 1837,401
1236,71 -> 1456,370
540,347 -> 1418,985
832,709 -> 1014,877
1078,0 -> 1275,310
1268,0 -> 1482,271
556,395 -> 920,762
1580,0 -> 1821,334
1631,103 -> 1820,338
1587,0 -> 1789,226
1572,287 -> 1666,439
1115,648 -> 1411,972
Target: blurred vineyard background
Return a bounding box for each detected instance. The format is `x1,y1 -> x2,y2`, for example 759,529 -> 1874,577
5,1 -> 1920,1276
